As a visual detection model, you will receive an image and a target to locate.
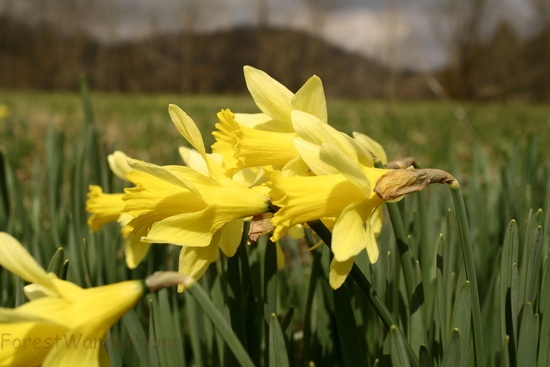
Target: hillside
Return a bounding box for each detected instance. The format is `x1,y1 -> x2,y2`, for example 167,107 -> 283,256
0,15 -> 431,99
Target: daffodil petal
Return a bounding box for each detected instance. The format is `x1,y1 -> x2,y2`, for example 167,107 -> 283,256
0,307 -> 56,323
107,150 -> 133,181
332,202 -> 370,262
127,159 -> 201,196
178,146 -> 208,175
276,243 -> 285,269
294,138 -> 338,176
292,75 -> 327,123
287,224 -> 305,239
178,245 -> 218,292
168,104 -> 206,156
365,223 -> 379,263
292,110 -> 358,160
353,131 -> 388,164
86,185 -> 125,232
217,219 -> 244,257
281,156 -> 311,177
370,206 -> 384,237
43,339 -> 103,367
142,207 -> 217,247
319,142 -> 371,196
232,166 -> 264,187
233,112 -> 289,132
329,257 -> 355,289
0,232 -> 56,293
124,228 -> 153,269
0,322 -> 67,367
243,65 -> 293,124
233,112 -> 272,128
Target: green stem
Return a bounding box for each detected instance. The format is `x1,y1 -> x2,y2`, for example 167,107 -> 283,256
307,220 -> 420,367
449,182 -> 485,366
374,160 -> 415,302
385,201 -> 416,303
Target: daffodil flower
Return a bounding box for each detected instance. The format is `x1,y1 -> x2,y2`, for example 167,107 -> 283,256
86,150 -> 134,234
85,151 -> 151,268
0,232 -> 145,367
86,186 -> 126,233
267,164 -> 387,260
212,66 -> 328,175
122,105 -> 270,288
269,138 -> 455,289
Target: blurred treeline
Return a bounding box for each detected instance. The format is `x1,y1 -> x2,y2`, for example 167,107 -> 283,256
0,0 -> 548,100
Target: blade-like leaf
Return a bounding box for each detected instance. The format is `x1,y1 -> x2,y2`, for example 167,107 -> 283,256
268,313 -> 290,367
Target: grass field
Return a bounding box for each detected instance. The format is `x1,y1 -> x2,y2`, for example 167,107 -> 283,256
1,87 -> 550,366
2,89 -> 549,173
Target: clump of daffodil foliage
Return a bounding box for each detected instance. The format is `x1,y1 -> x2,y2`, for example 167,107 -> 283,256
1,66 -> 548,367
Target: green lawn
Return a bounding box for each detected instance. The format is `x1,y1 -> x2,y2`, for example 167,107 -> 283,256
2,90 -> 549,173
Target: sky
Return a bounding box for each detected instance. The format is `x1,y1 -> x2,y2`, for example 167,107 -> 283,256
2,0 -> 537,70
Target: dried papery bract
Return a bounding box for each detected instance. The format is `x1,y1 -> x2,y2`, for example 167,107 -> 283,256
374,168 -> 457,201
248,212 -> 275,244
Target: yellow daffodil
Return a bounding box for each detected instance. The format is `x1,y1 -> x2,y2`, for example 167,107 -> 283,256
212,66 -> 328,175
85,150 -> 153,268
86,185 -> 126,233
86,150 -> 134,233
123,106 -> 269,247
269,139 -> 454,289
291,110 -> 375,175
238,65 -> 327,129
267,164 -> 387,260
122,105 -> 270,287
0,232 -> 145,367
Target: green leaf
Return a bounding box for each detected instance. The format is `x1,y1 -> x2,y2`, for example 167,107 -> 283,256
264,237 -> 278,321
500,336 -> 510,367
451,281 -> 471,367
523,226 -> 543,305
419,345 -> 433,367
410,260 -> 427,354
538,256 -> 550,367
500,220 -> 518,345
269,313 -> 290,367
517,302 -> 539,366
184,290 -> 207,367
147,297 -> 161,367
122,309 -> 150,366
442,328 -> 461,367
151,290 -> 185,367
333,284 -> 368,367
46,247 -> 66,278
187,280 -> 255,367
449,184 -> 484,366
390,325 -> 412,367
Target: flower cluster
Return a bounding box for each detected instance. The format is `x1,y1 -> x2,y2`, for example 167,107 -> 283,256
86,66 -> 450,290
